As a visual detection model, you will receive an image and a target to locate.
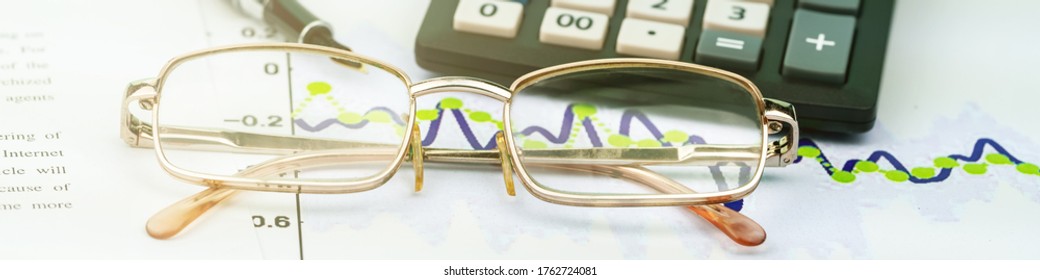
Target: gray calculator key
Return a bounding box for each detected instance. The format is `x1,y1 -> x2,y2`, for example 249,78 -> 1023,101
782,9 -> 856,84
799,0 -> 860,15
695,30 -> 763,71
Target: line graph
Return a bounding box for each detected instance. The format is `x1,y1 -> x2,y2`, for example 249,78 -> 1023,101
797,138 -> 1039,184
289,81 -> 1039,212
293,96 -> 1039,185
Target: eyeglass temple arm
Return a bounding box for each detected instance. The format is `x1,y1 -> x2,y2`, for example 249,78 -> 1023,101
547,164 -> 766,246
128,120 -> 774,169
129,118 -> 770,245
136,126 -> 768,168
136,128 -> 769,245
132,128 -> 770,245
144,147 -> 766,246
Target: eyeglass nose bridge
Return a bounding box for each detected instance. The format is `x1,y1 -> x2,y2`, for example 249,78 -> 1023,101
410,76 -> 513,102
408,77 -> 517,196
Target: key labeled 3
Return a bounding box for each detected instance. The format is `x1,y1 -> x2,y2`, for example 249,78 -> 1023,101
703,0 -> 770,37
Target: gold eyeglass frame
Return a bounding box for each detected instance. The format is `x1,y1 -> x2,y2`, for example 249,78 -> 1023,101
121,43 -> 798,246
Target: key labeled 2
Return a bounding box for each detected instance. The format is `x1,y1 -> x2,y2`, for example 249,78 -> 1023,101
627,0 -> 695,27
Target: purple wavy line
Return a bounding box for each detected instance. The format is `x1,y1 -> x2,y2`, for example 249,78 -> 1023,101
297,104 -> 693,151
296,107 -> 728,156
290,103 -> 1037,210
798,138 -> 1031,184
417,105 -> 499,148
295,102 -> 746,189
290,103 -> 765,212
513,107 -> 662,149
517,104 -> 577,143
416,104 -> 741,210
293,107 -> 405,131
450,107 -> 498,149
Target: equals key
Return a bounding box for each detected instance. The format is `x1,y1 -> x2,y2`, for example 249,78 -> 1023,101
695,30 -> 764,71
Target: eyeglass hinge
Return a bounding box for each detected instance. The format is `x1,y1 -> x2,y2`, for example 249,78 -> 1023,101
763,98 -> 799,167
121,78 -> 158,148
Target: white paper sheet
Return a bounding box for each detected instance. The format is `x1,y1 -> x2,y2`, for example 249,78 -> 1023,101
1,0 -> 1038,259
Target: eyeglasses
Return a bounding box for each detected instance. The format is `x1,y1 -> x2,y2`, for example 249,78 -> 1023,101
121,43 -> 798,246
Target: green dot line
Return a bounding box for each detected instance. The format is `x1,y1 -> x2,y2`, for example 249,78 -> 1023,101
294,82 -> 349,118
292,87 -> 1040,186
798,144 -> 1039,184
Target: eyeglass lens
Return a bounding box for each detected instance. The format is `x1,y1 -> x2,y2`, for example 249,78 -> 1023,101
510,68 -> 764,195
156,50 -> 411,181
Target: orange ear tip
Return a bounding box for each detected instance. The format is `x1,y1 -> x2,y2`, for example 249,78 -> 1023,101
732,227 -> 767,247
145,220 -> 179,240
686,205 -> 767,247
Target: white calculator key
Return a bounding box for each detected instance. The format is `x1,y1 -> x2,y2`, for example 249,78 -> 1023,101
453,0 -> 524,38
738,0 -> 774,6
539,7 -> 610,50
703,0 -> 771,37
616,18 -> 685,60
626,0 -> 695,27
551,0 -> 616,15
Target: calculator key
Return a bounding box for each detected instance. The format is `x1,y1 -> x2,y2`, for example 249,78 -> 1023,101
539,7 -> 610,50
703,0 -> 771,37
551,0 -> 616,15
782,9 -> 856,83
799,0 -> 860,14
626,0 -> 695,27
616,18 -> 685,60
453,0 -> 525,38
739,0 -> 775,6
694,30 -> 762,71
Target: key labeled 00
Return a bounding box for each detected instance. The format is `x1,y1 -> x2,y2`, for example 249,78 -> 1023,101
556,13 -> 593,30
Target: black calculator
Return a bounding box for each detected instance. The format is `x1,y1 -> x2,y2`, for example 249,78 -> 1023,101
415,0 -> 895,133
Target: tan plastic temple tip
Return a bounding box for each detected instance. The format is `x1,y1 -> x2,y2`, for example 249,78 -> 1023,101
411,123 -> 425,192
687,204 -> 766,246
145,187 -> 237,239
495,133 -> 516,196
